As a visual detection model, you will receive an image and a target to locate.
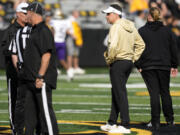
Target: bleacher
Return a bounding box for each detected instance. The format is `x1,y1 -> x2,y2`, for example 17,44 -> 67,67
45,0 -> 118,29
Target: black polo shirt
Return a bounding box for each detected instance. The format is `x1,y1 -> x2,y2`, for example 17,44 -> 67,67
23,21 -> 57,89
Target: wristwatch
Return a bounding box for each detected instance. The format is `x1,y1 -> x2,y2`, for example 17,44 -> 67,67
37,74 -> 44,79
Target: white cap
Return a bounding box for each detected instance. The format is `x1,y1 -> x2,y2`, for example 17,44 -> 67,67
102,6 -> 122,15
16,3 -> 29,13
175,0 -> 180,4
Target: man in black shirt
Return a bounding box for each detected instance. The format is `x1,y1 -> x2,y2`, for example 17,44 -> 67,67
1,2 -> 28,135
11,25 -> 42,135
22,2 -> 59,134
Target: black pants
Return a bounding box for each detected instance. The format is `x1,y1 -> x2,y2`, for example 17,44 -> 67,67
25,82 -> 59,135
14,81 -> 41,135
14,81 -> 28,135
141,69 -> 174,124
108,60 -> 133,125
7,76 -> 17,135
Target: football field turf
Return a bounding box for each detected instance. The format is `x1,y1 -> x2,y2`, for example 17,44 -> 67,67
0,67 -> 180,135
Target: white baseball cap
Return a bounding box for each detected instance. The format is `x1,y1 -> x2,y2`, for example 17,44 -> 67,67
175,0 -> 180,4
102,4 -> 122,15
16,2 -> 29,13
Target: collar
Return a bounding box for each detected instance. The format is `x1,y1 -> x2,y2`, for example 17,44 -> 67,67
33,21 -> 45,29
14,20 -> 24,28
114,19 -> 121,24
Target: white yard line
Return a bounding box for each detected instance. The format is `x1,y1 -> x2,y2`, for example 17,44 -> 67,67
79,83 -> 180,88
0,100 -> 180,107
0,121 -> 9,123
57,73 -> 180,79
93,107 -> 151,111
1,73 -> 180,80
0,88 -> 148,93
0,88 -> 5,91
1,109 -> 180,117
53,95 -> 150,99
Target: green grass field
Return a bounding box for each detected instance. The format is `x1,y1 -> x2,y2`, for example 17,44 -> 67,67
0,67 -> 180,134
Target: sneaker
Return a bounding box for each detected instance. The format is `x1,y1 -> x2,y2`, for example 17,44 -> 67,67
67,68 -> 74,80
147,121 -> 152,127
73,67 -> 85,74
57,69 -> 61,75
167,121 -> 175,126
147,121 -> 160,130
109,125 -> 131,134
100,123 -> 117,132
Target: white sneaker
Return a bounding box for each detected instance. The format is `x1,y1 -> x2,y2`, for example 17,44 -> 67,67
73,67 -> 85,74
57,69 -> 61,75
109,125 -> 131,134
147,121 -> 152,127
67,68 -> 74,80
100,123 -> 117,132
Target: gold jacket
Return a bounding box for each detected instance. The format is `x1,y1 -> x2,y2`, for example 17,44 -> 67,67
104,18 -> 145,65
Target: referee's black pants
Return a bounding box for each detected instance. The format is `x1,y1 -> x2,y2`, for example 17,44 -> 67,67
7,75 -> 17,135
14,81 -> 27,135
25,82 -> 59,135
108,60 -> 133,125
141,69 -> 174,125
5,63 -> 18,135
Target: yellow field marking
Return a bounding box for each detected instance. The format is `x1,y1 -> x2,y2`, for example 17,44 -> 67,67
136,91 -> 180,96
57,120 -> 143,127
0,125 -> 9,128
0,129 -> 11,134
57,121 -> 152,134
1,121 -> 180,134
58,120 -> 102,126
62,130 -> 106,135
107,133 -> 123,135
131,128 -> 152,135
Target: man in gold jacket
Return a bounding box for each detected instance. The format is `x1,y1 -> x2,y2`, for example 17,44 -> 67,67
100,4 -> 145,134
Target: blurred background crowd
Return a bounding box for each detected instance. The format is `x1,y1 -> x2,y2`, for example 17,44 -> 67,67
0,0 -> 180,67
0,0 -> 179,30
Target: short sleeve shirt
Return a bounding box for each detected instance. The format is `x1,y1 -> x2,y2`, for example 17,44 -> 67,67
50,18 -> 71,43
23,21 -> 57,89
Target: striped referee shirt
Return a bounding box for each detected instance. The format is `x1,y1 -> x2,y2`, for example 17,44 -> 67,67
10,25 -> 32,64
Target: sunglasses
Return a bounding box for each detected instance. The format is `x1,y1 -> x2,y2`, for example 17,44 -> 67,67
23,12 -> 27,15
106,13 -> 112,16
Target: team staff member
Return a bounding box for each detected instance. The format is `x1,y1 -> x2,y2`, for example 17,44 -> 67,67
11,21 -> 41,135
101,4 -> 145,133
66,10 -> 85,77
136,7 -> 178,130
23,2 -> 59,134
1,3 -> 28,135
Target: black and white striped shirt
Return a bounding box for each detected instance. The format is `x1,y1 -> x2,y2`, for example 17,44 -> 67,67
10,25 -> 32,64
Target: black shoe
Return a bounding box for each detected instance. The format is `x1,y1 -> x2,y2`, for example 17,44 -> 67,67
152,123 -> 160,130
121,121 -> 129,126
12,130 -> 16,135
167,121 -> 175,126
147,121 -> 160,130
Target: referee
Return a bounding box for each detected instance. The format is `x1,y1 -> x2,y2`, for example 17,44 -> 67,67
1,3 -> 28,135
22,2 -> 59,134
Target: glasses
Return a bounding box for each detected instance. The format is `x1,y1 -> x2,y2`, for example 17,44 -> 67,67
21,12 -> 27,15
106,13 -> 112,16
